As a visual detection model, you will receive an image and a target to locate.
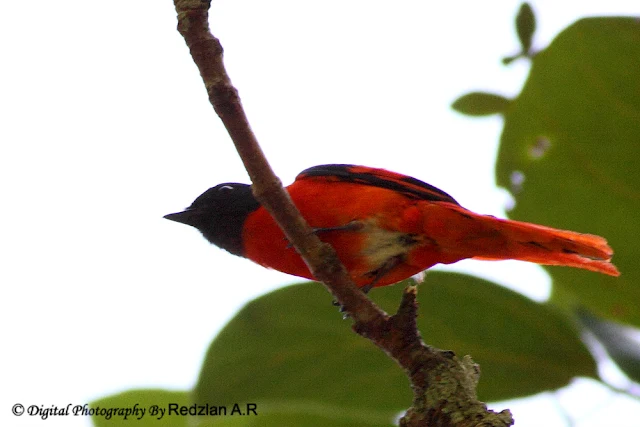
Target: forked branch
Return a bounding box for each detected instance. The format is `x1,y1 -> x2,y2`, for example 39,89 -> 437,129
172,1 -> 512,425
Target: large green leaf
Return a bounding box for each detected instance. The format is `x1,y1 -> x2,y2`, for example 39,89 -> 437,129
193,282 -> 403,427
91,389 -> 190,427
193,272 -> 596,426
495,18 -> 640,326
399,272 -> 597,401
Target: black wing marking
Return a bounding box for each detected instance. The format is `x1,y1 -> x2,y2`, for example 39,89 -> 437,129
297,164 -> 459,205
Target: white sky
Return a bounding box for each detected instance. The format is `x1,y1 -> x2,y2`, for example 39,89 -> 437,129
2,1 -> 639,426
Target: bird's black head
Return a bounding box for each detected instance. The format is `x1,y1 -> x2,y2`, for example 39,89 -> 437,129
164,183 -> 260,256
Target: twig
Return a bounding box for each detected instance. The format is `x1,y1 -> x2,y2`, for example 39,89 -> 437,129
172,1 -> 513,425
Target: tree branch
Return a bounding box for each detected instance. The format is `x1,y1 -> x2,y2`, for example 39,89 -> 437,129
172,1 -> 513,425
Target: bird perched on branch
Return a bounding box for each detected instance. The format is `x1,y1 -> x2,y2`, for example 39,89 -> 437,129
165,164 -> 619,290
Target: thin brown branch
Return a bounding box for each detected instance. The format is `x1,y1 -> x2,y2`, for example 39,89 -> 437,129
172,1 -> 513,425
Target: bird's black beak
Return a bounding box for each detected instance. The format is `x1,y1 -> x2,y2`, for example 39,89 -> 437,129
163,210 -> 199,227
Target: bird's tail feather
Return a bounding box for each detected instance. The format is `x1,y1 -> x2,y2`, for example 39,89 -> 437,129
469,215 -> 620,277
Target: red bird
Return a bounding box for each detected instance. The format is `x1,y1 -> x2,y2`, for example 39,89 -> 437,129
164,164 -> 619,289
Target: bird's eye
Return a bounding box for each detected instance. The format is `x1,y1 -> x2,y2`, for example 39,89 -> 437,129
219,185 -> 234,192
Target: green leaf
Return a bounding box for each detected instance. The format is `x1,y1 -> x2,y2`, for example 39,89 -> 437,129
516,3 -> 536,54
576,309 -> 640,384
495,17 -> 640,326
452,92 -> 511,116
193,272 -> 595,421
407,272 -> 596,401
91,389 -> 189,427
193,282 -> 403,427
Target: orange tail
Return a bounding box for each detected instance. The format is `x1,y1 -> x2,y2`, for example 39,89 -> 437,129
468,214 -> 620,277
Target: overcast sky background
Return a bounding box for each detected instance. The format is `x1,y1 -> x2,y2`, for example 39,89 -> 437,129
2,1 -> 639,426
